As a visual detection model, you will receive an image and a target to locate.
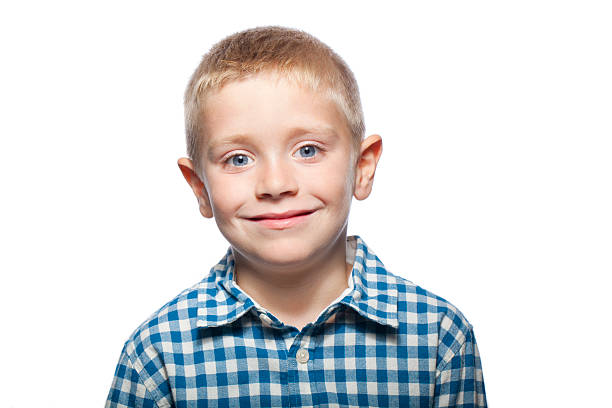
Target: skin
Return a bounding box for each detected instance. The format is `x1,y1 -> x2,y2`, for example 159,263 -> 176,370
178,72 -> 382,330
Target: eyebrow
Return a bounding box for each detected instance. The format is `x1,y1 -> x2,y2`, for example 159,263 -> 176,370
206,134 -> 253,160
207,134 -> 252,150
293,126 -> 339,139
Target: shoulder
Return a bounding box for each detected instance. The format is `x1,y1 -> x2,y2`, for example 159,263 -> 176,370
397,273 -> 471,326
352,236 -> 474,342
386,270 -> 475,352
106,276 -> 217,405
121,272 -> 218,363
119,247 -> 235,363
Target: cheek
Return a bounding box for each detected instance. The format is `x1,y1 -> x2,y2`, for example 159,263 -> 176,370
309,161 -> 354,207
208,176 -> 248,214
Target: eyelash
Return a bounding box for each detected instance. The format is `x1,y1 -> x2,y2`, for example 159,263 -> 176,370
223,152 -> 253,167
294,143 -> 321,159
222,143 -> 323,168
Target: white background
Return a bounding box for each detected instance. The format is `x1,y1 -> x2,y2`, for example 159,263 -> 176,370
1,1 -> 610,406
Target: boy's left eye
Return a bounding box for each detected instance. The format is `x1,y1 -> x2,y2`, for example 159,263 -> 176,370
297,145 -> 318,158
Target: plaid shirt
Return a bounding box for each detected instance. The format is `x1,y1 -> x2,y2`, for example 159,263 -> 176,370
106,235 -> 487,407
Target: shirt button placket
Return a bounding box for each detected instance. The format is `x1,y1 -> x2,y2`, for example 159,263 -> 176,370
286,332 -> 316,407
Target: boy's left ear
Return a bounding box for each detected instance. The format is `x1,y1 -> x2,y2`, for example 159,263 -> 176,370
353,134 -> 383,200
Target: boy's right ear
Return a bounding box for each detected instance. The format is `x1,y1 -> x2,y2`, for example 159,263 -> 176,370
177,158 -> 213,219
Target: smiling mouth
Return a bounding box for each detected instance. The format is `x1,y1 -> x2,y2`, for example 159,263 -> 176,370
248,209 -> 316,221
246,210 -> 317,229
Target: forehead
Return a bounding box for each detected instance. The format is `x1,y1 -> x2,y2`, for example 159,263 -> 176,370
200,73 -> 353,150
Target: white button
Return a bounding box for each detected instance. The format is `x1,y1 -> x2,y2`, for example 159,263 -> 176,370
296,348 -> 309,364
260,314 -> 273,325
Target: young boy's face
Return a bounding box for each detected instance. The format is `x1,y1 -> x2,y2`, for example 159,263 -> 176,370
179,72 -> 381,270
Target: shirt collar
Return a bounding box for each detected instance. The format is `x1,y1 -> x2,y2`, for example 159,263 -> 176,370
196,235 -> 399,330
340,236 -> 399,329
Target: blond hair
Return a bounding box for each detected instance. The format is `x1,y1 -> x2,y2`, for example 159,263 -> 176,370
184,26 -> 365,175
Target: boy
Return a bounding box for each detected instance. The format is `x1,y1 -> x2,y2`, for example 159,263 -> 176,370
106,26 -> 487,407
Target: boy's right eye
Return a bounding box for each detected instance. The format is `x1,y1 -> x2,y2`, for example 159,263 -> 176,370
226,154 -> 252,167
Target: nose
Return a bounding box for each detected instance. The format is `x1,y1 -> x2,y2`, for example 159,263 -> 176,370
255,157 -> 298,199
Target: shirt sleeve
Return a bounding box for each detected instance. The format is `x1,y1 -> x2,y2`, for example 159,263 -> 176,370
105,343 -> 160,408
434,327 -> 488,408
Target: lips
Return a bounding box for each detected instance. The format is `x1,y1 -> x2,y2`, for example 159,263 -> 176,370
247,209 -> 315,221
245,209 -> 317,230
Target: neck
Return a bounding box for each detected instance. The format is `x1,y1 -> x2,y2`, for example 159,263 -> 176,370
232,232 -> 351,330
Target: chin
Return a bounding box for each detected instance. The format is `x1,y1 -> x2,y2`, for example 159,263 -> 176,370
227,228 -> 342,268
257,245 -> 313,266
231,237 -> 314,268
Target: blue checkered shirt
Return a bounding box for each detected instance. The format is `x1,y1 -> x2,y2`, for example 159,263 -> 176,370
106,235 -> 487,407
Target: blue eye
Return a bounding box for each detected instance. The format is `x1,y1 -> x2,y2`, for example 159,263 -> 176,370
298,145 -> 318,158
228,154 -> 252,167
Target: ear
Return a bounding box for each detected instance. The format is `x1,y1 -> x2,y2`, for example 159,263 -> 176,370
177,157 -> 213,218
353,134 -> 383,201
